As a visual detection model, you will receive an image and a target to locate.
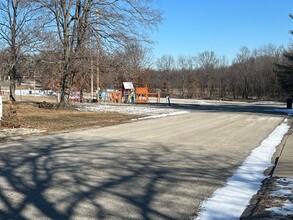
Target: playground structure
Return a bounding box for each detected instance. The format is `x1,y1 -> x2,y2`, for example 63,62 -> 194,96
122,82 -> 135,103
135,87 -> 148,103
107,90 -> 122,103
148,89 -> 161,104
106,84 -> 160,104
135,87 -> 160,103
68,82 -> 160,104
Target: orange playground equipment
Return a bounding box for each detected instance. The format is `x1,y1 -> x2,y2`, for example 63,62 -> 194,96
108,90 -> 122,103
135,87 -> 160,103
135,87 -> 149,103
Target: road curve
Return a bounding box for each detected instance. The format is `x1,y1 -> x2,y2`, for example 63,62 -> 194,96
0,111 -> 284,219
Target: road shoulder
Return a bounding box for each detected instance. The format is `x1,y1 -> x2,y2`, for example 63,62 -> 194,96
241,119 -> 293,219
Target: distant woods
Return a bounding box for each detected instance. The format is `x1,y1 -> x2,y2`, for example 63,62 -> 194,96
0,1 -> 291,102
155,45 -> 287,100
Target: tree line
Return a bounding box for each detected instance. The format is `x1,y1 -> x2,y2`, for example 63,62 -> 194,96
155,44 -> 288,100
0,0 -> 292,103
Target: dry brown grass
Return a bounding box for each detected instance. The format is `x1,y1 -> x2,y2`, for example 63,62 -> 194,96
1,102 -> 140,133
1,95 -> 58,102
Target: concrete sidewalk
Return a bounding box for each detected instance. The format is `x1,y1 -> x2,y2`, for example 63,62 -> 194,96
273,130 -> 293,177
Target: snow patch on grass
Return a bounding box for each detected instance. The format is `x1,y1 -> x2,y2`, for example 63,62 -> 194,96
265,177 -> 293,217
267,201 -> 293,216
76,104 -> 188,117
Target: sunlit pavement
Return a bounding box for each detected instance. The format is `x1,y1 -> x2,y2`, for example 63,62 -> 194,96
0,107 -> 285,219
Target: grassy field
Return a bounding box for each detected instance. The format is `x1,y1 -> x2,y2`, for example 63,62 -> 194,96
1,99 -> 140,133
1,94 -> 58,102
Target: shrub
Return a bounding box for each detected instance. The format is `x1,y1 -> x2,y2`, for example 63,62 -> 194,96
1,101 -> 22,128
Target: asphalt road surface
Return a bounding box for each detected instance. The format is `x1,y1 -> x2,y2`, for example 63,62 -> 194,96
0,109 -> 285,219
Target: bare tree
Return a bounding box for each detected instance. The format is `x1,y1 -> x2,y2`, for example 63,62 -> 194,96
258,44 -> 285,99
232,46 -> 252,99
35,0 -> 162,103
117,42 -> 151,86
230,45 -> 284,100
0,0 -> 41,100
176,55 -> 194,98
156,55 -> 175,94
195,51 -> 219,98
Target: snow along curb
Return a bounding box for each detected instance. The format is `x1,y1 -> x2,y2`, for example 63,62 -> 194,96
195,118 -> 290,220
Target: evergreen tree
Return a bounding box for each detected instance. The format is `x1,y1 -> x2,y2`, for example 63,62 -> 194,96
275,14 -> 293,97
275,51 -> 293,97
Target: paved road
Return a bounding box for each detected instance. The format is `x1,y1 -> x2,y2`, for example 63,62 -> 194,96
0,111 -> 285,219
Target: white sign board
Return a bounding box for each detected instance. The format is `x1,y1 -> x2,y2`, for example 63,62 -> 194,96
123,82 -> 134,90
0,96 -> 2,120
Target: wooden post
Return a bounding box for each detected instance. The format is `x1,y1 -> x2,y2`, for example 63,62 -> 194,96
157,92 -> 160,103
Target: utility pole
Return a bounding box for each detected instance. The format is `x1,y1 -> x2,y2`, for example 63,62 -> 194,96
90,11 -> 95,102
90,54 -> 94,101
33,70 -> 36,96
96,9 -> 100,94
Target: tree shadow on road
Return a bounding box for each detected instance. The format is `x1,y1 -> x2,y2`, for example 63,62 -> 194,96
0,136 -> 240,220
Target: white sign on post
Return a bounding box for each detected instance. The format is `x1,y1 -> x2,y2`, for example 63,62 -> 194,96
0,95 -> 2,120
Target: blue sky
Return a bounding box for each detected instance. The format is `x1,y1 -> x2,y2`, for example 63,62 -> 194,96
150,0 -> 293,62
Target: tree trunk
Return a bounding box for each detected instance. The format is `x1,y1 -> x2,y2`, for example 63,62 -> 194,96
9,66 -> 17,101
9,80 -> 16,101
60,62 -> 71,103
